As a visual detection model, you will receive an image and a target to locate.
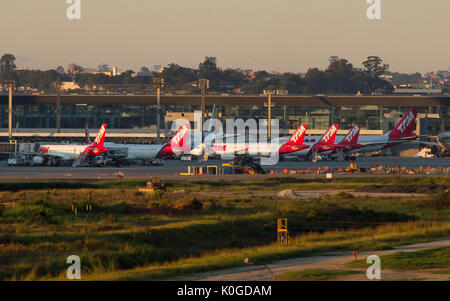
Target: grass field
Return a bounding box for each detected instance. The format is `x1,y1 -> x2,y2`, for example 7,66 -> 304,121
0,176 -> 448,280
278,269 -> 362,281
347,247 -> 450,270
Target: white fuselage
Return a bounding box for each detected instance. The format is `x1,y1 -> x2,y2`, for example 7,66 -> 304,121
37,144 -> 88,160
193,141 -> 283,158
105,143 -> 164,160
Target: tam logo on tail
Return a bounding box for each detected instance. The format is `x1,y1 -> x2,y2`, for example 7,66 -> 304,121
93,124 -> 107,147
288,124 -> 308,145
389,109 -> 418,141
341,124 -> 360,146
279,124 -> 309,155
320,124 -> 339,144
171,123 -> 190,148
157,123 -> 191,158
82,124 -> 108,158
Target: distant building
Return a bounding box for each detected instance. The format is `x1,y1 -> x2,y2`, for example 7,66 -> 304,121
60,82 -> 81,91
379,74 -> 393,82
83,68 -> 98,74
93,71 -> 112,77
393,88 -> 442,95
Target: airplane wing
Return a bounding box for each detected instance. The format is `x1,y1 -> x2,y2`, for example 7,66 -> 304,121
357,139 -> 417,148
406,140 -> 441,148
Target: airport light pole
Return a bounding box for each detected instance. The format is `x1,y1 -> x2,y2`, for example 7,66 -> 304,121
55,81 -> 62,133
5,80 -> 15,141
153,78 -> 165,143
198,79 -> 210,149
263,89 -> 276,140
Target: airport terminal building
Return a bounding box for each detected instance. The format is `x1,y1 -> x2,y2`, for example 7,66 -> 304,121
0,94 -> 449,144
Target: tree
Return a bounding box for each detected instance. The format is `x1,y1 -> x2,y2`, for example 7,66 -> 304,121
98,63 -> 110,72
280,73 -> 303,94
221,69 -> 248,88
161,63 -> 197,91
68,63 -> 84,76
324,57 -> 355,93
363,56 -> 389,78
0,54 -> 17,80
198,56 -> 222,91
56,66 -> 65,75
328,56 -> 339,64
362,56 -> 392,94
139,66 -> 150,75
304,68 -> 325,93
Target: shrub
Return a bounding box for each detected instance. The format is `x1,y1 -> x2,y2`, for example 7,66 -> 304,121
334,192 -> 354,200
173,196 -> 202,211
417,191 -> 450,210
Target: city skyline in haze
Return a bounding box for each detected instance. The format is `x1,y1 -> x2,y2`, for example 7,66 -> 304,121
1,0 -> 449,74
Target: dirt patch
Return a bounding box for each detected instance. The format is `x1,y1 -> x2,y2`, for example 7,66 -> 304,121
355,185 -> 447,194
277,189 -> 300,199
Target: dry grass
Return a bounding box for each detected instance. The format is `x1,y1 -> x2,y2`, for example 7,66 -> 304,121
0,177 -> 449,281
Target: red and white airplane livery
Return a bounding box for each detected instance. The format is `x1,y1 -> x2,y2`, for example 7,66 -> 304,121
191,124 -> 309,160
36,124 -> 108,165
341,108 -> 419,155
297,108 -> 419,160
104,122 -> 191,161
288,124 -> 340,161
321,124 -> 361,160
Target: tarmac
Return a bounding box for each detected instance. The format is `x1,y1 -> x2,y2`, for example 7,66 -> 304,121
0,157 -> 449,182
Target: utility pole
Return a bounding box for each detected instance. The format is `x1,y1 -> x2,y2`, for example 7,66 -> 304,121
152,77 -> 165,143
6,80 -> 15,141
55,81 -> 62,133
198,79 -> 210,147
263,89 -> 276,140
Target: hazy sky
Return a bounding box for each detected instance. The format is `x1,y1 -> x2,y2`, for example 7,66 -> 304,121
1,0 -> 449,73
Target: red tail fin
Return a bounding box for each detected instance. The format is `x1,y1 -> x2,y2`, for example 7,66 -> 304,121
279,124 -> 308,155
93,124 -> 107,148
318,124 -> 339,145
389,109 -> 418,141
157,123 -> 191,158
340,124 -> 360,146
170,123 -> 190,149
285,124 -> 308,146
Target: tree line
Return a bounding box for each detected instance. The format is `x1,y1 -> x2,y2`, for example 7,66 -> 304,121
0,54 -> 403,95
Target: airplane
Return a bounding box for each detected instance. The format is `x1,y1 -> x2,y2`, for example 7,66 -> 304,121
190,124 -> 309,161
320,124 -> 361,161
104,122 -> 191,162
35,124 -> 108,166
288,124 -> 340,162
341,108 -> 419,155
295,108 -> 419,161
